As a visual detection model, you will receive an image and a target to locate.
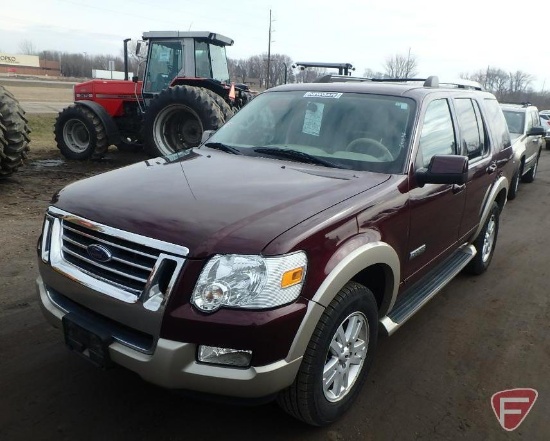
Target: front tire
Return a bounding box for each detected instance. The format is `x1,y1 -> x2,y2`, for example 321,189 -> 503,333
142,85 -> 225,157
277,282 -> 378,426
54,105 -> 108,160
465,201 -> 500,275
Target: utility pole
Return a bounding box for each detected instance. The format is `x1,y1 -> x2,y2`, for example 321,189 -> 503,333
266,9 -> 272,89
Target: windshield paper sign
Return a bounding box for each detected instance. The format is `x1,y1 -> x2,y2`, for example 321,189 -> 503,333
303,92 -> 343,99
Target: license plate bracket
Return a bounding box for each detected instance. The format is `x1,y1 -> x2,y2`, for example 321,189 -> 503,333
62,313 -> 113,369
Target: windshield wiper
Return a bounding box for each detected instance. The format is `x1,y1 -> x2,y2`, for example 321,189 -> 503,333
253,147 -> 342,168
204,142 -> 241,155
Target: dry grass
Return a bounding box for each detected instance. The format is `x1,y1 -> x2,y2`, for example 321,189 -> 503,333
27,113 -> 57,151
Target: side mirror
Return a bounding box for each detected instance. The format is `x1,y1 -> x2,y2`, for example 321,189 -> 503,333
416,155 -> 468,186
135,41 -> 141,56
201,130 -> 215,144
526,126 -> 545,137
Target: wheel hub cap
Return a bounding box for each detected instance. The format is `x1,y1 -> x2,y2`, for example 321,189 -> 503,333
323,312 -> 369,402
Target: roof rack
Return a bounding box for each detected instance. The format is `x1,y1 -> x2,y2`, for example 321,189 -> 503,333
309,74 -> 484,90
500,101 -> 533,108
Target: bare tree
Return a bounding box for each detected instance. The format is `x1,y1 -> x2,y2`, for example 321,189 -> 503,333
508,70 -> 533,94
384,49 -> 418,78
18,39 -> 38,55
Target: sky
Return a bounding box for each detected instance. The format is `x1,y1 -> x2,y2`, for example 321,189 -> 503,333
2,0 -> 548,91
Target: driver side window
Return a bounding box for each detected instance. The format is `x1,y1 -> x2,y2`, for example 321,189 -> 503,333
417,99 -> 456,168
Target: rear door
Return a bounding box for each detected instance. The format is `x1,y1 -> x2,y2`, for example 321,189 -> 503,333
525,109 -> 543,168
454,97 -> 495,240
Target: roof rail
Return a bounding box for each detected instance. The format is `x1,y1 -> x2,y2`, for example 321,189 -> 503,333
310,74 -> 484,90
500,101 -> 533,108
370,76 -> 439,87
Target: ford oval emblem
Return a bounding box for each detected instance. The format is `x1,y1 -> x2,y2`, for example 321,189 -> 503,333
86,244 -> 112,263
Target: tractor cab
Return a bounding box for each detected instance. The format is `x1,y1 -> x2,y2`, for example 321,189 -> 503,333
141,31 -> 233,95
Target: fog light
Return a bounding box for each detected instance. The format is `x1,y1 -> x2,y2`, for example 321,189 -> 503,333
198,345 -> 252,367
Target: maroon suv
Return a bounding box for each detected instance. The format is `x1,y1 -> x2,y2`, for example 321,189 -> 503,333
37,76 -> 514,426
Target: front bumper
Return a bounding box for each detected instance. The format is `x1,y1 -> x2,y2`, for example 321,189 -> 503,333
37,275 -> 303,398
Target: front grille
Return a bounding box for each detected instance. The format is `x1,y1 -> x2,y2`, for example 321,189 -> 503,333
45,207 -> 188,307
61,220 -> 162,295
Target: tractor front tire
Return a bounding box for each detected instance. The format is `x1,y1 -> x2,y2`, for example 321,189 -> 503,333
54,105 -> 108,160
142,85 -> 225,157
0,85 -> 31,178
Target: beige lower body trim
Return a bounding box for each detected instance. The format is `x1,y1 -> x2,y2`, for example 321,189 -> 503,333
37,276 -> 301,398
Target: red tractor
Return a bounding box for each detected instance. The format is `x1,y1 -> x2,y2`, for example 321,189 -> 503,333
54,31 -> 252,159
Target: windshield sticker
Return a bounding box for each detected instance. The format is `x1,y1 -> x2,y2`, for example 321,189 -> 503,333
302,102 -> 324,136
158,51 -> 170,62
303,92 -> 343,99
395,102 -> 409,110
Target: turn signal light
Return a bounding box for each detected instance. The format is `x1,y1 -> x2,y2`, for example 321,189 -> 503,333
281,267 -> 304,288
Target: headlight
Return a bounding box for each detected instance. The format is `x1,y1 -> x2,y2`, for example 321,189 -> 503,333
192,251 -> 307,312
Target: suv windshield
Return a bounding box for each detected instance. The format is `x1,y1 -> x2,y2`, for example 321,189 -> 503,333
208,90 -> 416,173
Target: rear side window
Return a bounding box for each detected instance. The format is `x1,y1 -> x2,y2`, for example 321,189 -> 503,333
455,98 -> 487,160
417,99 -> 456,167
485,99 -> 512,150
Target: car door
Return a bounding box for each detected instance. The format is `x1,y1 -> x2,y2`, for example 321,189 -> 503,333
525,109 -> 543,168
453,97 -> 496,240
404,98 -> 466,282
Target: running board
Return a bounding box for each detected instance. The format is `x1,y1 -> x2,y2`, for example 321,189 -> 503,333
380,244 -> 476,336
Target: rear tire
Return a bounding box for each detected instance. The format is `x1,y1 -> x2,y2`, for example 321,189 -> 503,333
0,85 -> 31,177
142,85 -> 225,157
54,105 -> 108,160
277,282 -> 378,426
200,88 -> 235,123
465,201 -> 500,275
521,152 -> 539,183
507,163 -> 521,200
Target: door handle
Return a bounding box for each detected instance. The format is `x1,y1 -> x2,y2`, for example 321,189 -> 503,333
452,183 -> 466,194
487,162 -> 497,174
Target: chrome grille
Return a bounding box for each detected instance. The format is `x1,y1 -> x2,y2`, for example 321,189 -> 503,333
45,207 -> 188,306
61,220 -> 161,295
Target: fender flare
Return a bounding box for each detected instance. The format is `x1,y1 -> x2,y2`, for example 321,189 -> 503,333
471,175 -> 508,241
286,242 -> 400,361
74,100 -> 121,145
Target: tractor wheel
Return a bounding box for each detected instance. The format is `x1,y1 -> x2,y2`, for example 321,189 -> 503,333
200,88 -> 235,122
0,85 -> 31,178
142,85 -> 225,157
54,105 -> 108,160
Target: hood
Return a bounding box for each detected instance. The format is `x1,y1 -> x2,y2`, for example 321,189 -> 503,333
52,150 -> 390,258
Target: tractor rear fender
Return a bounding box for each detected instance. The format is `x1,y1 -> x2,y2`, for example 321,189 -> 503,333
73,101 -> 121,145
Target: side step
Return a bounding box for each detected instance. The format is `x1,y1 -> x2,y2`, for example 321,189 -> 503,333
380,244 -> 476,336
